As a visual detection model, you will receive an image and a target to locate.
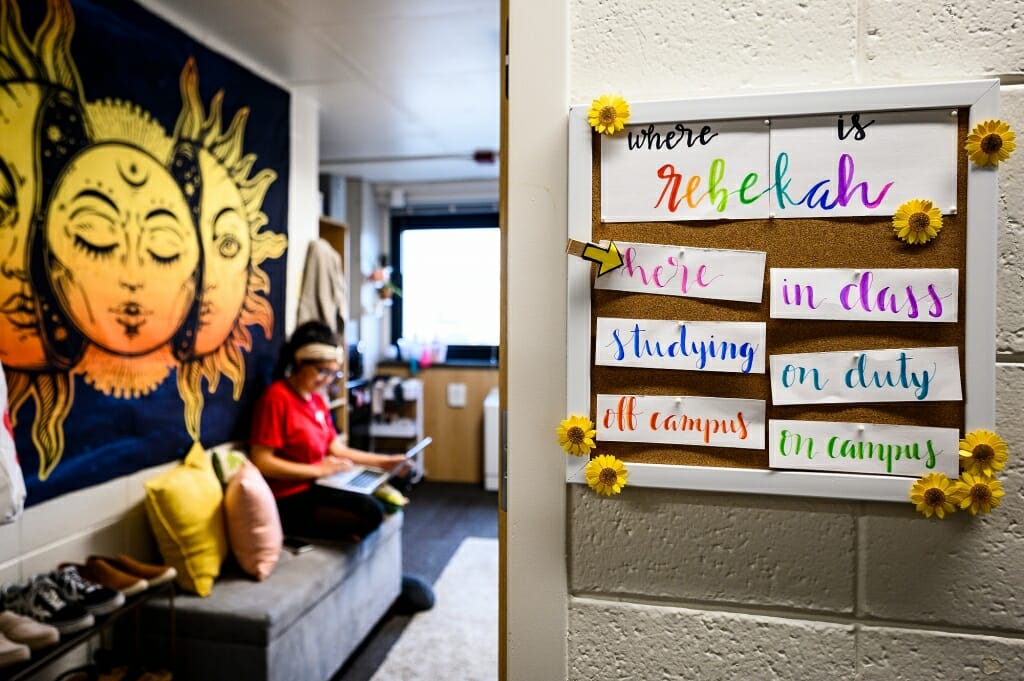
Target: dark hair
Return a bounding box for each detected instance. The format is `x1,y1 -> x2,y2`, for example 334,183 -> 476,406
272,321 -> 339,379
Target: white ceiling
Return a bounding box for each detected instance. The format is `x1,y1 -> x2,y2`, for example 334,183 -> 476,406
165,0 -> 501,185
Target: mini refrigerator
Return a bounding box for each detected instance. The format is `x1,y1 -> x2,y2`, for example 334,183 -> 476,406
483,387 -> 499,491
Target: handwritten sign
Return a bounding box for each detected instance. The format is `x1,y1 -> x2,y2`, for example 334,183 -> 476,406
768,420 -> 960,477
601,119 -> 769,222
595,318 -> 766,373
594,242 -> 766,303
770,110 -> 957,218
770,268 -> 959,322
597,394 -> 766,449
600,108 -> 956,222
769,346 -> 962,405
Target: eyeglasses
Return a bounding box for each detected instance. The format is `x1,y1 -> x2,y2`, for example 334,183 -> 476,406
316,367 -> 345,380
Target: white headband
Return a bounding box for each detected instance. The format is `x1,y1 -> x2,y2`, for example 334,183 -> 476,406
295,343 -> 344,364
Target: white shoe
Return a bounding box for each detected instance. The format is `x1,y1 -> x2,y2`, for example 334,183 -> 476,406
0,631 -> 29,668
0,609 -> 60,649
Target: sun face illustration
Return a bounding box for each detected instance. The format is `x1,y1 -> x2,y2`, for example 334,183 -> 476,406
1,0 -> 85,478
172,58 -> 286,439
0,82 -> 48,371
2,0 -> 288,481
52,100 -> 202,400
47,143 -> 199,356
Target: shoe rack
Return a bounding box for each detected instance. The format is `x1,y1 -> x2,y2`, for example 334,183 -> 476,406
0,582 -> 174,681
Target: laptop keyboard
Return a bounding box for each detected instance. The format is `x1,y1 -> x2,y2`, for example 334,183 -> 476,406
349,470 -> 383,489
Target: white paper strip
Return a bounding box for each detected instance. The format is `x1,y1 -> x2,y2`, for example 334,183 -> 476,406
597,394 -> 766,449
769,347 -> 962,405
595,242 -> 767,303
599,109 -> 957,222
595,318 -> 766,374
770,268 -> 958,322
768,420 -> 960,477
769,109 -> 957,217
601,118 -> 770,222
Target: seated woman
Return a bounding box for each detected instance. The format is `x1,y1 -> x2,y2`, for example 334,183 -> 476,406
250,321 -> 408,541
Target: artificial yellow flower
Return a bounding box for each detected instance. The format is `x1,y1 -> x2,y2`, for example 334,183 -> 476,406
959,429 -> 1009,476
965,119 -> 1016,167
585,455 -> 628,496
909,472 -> 960,519
557,415 -> 596,456
955,472 -> 1005,515
892,199 -> 943,245
587,94 -> 630,135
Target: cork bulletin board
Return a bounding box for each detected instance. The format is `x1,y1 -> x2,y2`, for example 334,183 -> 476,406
565,81 -> 1000,502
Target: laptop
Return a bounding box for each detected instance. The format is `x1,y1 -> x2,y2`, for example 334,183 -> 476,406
316,436 -> 432,494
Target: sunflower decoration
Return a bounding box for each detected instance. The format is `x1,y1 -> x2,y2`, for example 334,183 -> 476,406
557,415 -> 597,456
965,119 -> 1016,167
587,94 -> 630,135
955,472 -> 1005,516
892,199 -> 943,245
909,472 -> 961,519
959,429 -> 1009,477
585,455 -> 629,496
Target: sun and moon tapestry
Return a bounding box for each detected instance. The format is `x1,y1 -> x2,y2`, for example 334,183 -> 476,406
0,0 -> 290,505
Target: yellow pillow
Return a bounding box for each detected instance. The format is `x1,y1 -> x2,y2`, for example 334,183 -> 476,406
144,442 -> 228,596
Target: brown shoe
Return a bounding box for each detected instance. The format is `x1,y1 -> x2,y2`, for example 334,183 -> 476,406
80,558 -> 148,597
106,555 -> 177,588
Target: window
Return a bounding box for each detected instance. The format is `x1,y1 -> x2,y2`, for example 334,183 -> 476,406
390,211 -> 500,361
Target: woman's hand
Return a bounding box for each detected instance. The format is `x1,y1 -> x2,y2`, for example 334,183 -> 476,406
317,455 -> 354,477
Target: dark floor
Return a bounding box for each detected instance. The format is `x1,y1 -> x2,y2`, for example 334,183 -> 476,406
330,481 -> 499,681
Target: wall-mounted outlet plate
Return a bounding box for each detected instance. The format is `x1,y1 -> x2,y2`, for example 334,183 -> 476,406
447,382 -> 468,408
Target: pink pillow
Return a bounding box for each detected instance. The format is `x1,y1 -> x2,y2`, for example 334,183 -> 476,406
223,461 -> 283,580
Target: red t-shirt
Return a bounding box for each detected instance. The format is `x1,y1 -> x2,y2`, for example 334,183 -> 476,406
250,380 -> 337,499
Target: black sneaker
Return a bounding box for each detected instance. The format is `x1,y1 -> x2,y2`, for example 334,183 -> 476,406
49,566 -> 125,616
1,577 -> 94,635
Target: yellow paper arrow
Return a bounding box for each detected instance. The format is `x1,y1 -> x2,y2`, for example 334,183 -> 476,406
572,240 -> 623,276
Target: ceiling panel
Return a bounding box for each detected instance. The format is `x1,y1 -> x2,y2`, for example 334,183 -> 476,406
308,82 -> 446,159
272,0 -> 495,26
389,71 -> 499,150
159,0 -> 500,186
159,0 -> 290,33
315,10 -> 499,80
215,23 -> 363,84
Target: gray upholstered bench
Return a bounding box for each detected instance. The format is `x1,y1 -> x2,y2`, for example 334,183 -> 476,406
140,511 -> 403,681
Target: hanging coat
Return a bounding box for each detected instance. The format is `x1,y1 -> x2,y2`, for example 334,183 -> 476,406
297,238 -> 348,335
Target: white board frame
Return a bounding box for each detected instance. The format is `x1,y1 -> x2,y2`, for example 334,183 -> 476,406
566,80 -> 999,502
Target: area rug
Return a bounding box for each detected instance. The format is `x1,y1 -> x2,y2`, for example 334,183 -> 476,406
370,537 -> 498,681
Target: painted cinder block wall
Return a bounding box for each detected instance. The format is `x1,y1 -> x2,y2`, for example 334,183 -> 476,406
566,1 -> 1024,679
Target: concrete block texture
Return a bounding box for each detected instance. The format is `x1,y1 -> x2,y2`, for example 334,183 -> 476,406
862,1 -> 1024,82
860,625 -> 1024,681
569,597 -> 856,681
569,484 -> 857,612
996,87 -> 1024,354
860,364 -> 1024,631
569,0 -> 857,103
